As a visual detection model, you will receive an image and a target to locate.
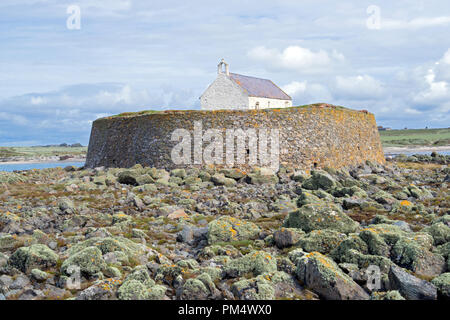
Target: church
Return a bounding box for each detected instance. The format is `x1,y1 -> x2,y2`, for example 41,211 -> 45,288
200,59 -> 292,110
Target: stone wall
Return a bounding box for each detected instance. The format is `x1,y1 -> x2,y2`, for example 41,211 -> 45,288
85,105 -> 385,171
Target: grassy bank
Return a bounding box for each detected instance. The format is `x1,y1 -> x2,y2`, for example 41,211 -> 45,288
380,128 -> 450,147
0,146 -> 87,159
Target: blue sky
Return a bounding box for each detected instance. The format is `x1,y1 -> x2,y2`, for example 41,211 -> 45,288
1,0 -> 450,146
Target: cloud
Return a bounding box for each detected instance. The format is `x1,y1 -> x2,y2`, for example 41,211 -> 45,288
334,75 -> 385,100
282,81 -> 333,103
0,83 -> 200,145
248,46 -> 345,74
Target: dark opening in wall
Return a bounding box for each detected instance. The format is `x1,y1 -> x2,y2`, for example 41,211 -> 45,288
313,162 -> 318,168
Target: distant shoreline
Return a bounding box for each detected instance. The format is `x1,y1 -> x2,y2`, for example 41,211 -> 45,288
383,145 -> 450,154
0,157 -> 86,165
0,146 -> 448,165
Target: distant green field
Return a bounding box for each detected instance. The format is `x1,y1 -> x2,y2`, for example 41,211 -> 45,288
0,146 -> 87,159
380,128 -> 450,147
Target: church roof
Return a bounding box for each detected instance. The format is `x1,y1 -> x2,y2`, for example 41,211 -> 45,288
229,73 -> 292,100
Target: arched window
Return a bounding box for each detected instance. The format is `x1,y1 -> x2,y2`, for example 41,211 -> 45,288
255,102 -> 260,109
285,101 -> 289,108
267,101 -> 270,108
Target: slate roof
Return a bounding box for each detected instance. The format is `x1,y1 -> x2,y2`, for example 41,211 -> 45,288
229,73 -> 292,100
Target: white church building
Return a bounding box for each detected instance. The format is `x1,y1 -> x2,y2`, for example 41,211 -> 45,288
200,59 -> 292,110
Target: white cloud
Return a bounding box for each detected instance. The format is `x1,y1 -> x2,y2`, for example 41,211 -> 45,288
248,46 -> 345,74
413,49 -> 450,104
434,49 -> 450,82
334,75 -> 384,99
282,80 -> 332,103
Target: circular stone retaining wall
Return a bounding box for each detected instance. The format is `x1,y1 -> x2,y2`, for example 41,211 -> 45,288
85,105 -> 385,171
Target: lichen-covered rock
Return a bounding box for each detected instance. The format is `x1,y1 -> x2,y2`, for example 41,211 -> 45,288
8,244 -> 58,273
284,203 -> 359,234
117,280 -> 149,300
431,273 -> 450,300
31,268 -> 49,281
423,222 -> 450,246
207,216 -> 260,244
359,224 -> 407,245
434,242 -> 450,270
211,173 -> 237,187
296,191 -> 322,207
392,237 -> 445,277
298,229 -> 346,254
231,271 -> 293,300
124,265 -> 152,285
372,190 -> 397,205
220,168 -> 246,179
61,246 -> 106,277
177,278 -> 210,300
273,228 -> 305,249
148,285 -> 167,300
66,236 -> 143,261
76,278 -> 122,300
302,170 -> 337,190
331,234 -> 369,262
117,170 -> 139,186
296,252 -> 369,300
0,235 -> 19,251
370,290 -> 405,300
358,229 -> 390,257
388,265 -> 437,300
247,168 -> 279,185
407,185 -> 433,200
335,249 -> 393,273
58,198 -> 76,214
224,251 -> 277,278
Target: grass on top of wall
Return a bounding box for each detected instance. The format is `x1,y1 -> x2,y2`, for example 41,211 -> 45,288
108,103 -> 351,119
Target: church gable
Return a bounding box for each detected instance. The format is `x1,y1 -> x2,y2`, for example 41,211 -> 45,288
200,59 -> 292,110
200,73 -> 249,110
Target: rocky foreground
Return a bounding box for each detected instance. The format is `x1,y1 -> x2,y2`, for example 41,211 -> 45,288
0,153 -> 449,300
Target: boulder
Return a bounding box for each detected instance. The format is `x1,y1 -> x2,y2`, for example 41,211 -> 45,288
298,229 -> 347,254
117,280 -> 149,300
392,237 -> 446,277
302,170 -> 337,190
296,252 -> 369,300
211,173 -> 237,187
388,265 -> 437,300
284,203 -> 359,234
117,170 -> 139,186
207,216 -> 260,244
423,222 -> 450,246
273,228 -> 305,249
224,251 -> 277,278
61,246 -> 106,277
247,168 -> 279,185
8,244 -> 58,273
431,273 -> 450,300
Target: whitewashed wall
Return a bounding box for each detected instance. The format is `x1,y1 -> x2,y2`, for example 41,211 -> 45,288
248,97 -> 292,109
200,74 -> 248,110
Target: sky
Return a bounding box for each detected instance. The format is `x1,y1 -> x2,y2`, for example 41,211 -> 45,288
1,0 -> 450,146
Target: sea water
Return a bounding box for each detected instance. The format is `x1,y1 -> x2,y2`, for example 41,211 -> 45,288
0,161 -> 85,172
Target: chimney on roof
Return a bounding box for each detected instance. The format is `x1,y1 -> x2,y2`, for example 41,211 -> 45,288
217,59 -> 229,76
